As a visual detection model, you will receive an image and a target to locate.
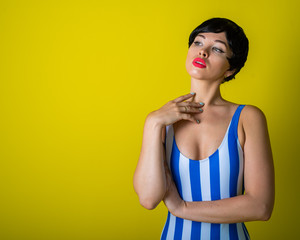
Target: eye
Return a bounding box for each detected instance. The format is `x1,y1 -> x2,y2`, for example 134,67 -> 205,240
193,41 -> 202,46
212,47 -> 225,53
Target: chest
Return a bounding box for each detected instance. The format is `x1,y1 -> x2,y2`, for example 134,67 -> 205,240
173,110 -> 240,160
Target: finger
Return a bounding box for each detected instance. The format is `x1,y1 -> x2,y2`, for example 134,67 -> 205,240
181,113 -> 200,124
178,105 -> 203,113
179,101 -> 205,108
172,93 -> 195,103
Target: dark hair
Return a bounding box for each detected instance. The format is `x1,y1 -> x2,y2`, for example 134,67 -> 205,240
188,18 -> 249,83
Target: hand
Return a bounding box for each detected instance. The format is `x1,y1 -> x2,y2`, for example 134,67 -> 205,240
163,161 -> 185,216
149,93 -> 204,126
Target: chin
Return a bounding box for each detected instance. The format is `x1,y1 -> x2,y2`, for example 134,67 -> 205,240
186,69 -> 222,82
186,66 -> 204,79
187,71 -> 206,80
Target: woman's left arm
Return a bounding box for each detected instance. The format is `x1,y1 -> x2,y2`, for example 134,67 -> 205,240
163,105 -> 275,223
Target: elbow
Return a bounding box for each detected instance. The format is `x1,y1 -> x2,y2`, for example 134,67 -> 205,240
139,197 -> 160,210
133,181 -> 165,210
260,209 -> 273,221
133,177 -> 165,210
133,187 -> 162,210
257,203 -> 273,221
133,188 -> 162,210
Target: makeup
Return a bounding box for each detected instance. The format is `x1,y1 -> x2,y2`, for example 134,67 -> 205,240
192,58 -> 206,68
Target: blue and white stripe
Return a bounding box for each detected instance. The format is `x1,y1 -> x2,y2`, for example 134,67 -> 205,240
161,105 -> 250,240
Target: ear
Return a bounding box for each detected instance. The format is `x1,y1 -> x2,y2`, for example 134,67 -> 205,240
225,69 -> 236,79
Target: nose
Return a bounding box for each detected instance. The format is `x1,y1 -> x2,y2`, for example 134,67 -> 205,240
199,48 -> 208,58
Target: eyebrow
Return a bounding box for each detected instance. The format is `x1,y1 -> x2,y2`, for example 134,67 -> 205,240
197,34 -> 228,48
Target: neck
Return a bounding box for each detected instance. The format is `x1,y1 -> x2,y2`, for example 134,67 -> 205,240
189,78 -> 224,106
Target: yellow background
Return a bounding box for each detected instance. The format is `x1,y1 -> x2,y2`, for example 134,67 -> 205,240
0,0 -> 299,239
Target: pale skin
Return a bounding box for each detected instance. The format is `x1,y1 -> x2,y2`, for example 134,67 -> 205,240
133,32 -> 275,223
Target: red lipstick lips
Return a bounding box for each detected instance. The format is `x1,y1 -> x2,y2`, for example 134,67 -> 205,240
192,58 -> 206,68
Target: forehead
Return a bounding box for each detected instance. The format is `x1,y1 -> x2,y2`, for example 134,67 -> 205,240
196,32 -> 228,43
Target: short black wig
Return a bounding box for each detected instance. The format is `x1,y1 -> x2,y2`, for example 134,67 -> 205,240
188,18 -> 249,83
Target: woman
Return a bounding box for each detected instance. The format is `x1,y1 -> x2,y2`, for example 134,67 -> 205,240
133,18 -> 274,240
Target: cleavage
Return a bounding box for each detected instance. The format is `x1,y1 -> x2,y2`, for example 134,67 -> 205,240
173,115 -> 231,160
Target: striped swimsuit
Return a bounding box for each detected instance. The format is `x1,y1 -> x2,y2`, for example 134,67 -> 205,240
161,105 -> 250,240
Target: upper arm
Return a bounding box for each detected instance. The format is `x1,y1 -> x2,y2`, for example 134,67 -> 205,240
241,105 -> 275,211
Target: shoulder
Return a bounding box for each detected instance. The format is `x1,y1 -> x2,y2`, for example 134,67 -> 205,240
241,105 -> 267,121
236,104 -> 269,150
240,105 -> 268,131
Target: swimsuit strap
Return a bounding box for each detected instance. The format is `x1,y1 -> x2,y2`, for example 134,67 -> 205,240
230,105 -> 246,139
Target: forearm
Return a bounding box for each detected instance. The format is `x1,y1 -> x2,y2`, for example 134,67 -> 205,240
172,194 -> 272,223
133,113 -> 167,209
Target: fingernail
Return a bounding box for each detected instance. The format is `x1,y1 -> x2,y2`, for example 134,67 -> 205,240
190,92 -> 195,95
196,119 -> 200,124
199,102 -> 204,106
199,108 -> 203,112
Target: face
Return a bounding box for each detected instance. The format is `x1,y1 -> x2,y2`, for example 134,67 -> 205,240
185,32 -> 235,82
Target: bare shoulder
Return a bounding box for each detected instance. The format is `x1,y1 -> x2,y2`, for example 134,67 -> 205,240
237,104 -> 271,154
240,105 -> 268,130
242,104 -> 265,115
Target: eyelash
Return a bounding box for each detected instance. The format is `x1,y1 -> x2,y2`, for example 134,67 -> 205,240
193,41 -> 225,53
193,41 -> 202,46
213,47 -> 225,53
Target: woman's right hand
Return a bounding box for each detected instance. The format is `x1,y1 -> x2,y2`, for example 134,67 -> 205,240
149,93 -> 204,126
